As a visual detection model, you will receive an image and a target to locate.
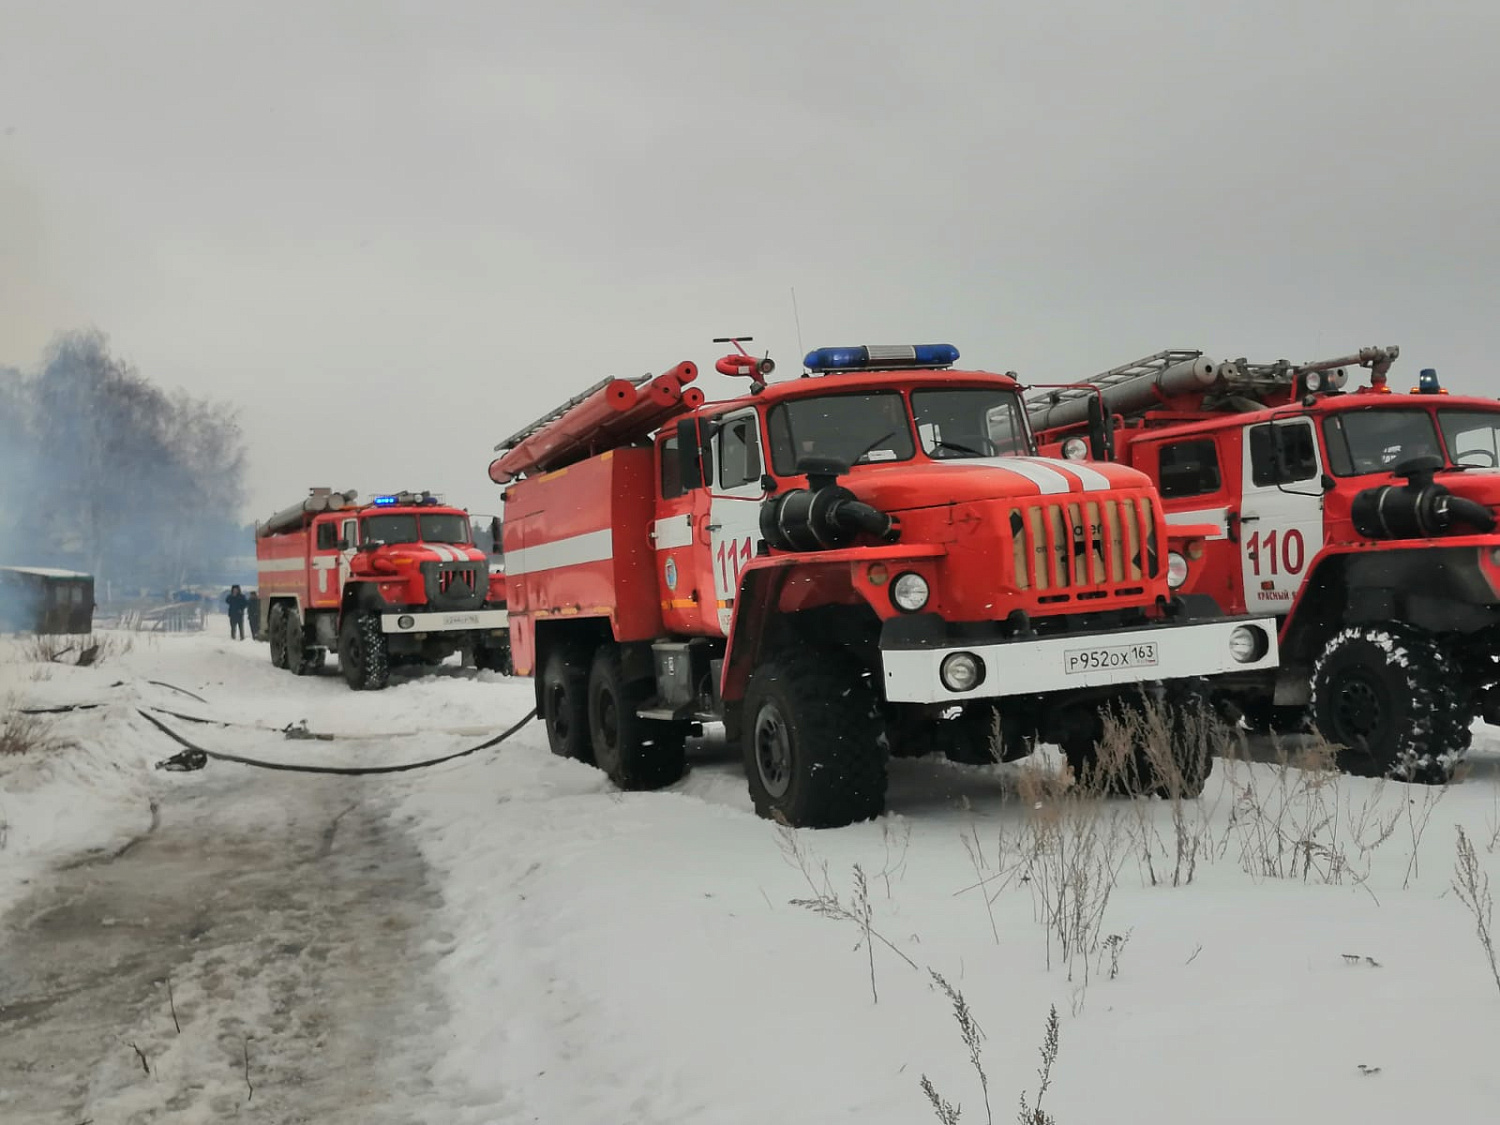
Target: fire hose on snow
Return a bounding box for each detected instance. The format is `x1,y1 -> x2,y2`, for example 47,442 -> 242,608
143,707 -> 537,776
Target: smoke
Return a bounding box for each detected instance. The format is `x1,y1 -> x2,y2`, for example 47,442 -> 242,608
0,330 -> 248,605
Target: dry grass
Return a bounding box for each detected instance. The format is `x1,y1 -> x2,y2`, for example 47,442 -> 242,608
0,707 -> 58,757
920,990 -> 1061,1125
778,825 -> 920,1003
21,631 -> 134,667
1453,826 -> 1500,997
1215,737 -> 1416,895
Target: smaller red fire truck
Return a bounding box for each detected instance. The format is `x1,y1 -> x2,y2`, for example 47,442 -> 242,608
492,342 -> 1282,828
1027,347 -> 1500,783
255,489 -> 509,690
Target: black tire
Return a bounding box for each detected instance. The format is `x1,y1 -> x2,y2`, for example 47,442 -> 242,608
541,646 -> 593,762
268,604 -> 288,669
338,611 -> 390,691
474,639 -> 513,675
889,705 -> 1001,764
1154,678 -> 1214,798
1068,679 -> 1214,798
587,646 -> 687,790
282,606 -> 315,676
741,651 -> 887,828
1235,697 -> 1311,736
1310,624 -> 1466,783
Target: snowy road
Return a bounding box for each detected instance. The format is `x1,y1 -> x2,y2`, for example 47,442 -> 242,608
8,631 -> 1500,1124
1,768 -> 452,1124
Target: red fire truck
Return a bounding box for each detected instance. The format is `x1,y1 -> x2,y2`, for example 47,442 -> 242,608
255,488 -> 510,690
1027,347 -> 1500,783
493,342 -> 1280,827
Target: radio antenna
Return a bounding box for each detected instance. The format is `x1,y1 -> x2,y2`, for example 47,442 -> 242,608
790,286 -> 805,367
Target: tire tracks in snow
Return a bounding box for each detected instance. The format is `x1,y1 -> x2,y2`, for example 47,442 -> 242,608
0,770 -> 462,1124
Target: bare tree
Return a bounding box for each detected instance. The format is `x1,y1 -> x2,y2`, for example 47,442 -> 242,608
3,330 -> 247,595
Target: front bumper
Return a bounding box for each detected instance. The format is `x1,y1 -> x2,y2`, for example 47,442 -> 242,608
880,616 -> 1278,704
380,608 -> 510,635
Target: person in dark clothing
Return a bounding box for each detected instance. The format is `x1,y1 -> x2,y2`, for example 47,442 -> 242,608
246,590 -> 262,641
225,585 -> 248,640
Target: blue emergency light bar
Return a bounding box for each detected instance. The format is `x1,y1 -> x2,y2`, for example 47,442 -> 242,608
804,343 -> 960,373
371,492 -> 443,506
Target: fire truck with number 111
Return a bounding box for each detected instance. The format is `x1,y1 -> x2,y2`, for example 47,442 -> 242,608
492,341 -> 1280,828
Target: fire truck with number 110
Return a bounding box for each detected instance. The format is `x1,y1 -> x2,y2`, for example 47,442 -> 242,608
1027,346 -> 1500,783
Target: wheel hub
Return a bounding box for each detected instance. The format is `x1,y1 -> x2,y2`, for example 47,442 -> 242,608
753,706 -> 792,799
548,684 -> 571,740
1329,670 -> 1386,749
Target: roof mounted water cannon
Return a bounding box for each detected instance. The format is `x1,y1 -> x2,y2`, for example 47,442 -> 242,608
713,336 -> 775,393
803,343 -> 960,374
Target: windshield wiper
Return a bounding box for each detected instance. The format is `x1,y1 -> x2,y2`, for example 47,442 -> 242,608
852,429 -> 897,464
929,439 -> 985,458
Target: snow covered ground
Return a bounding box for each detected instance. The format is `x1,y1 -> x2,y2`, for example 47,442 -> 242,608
5,629 -> 1500,1123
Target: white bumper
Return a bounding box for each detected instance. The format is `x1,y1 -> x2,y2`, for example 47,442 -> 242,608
881,617 -> 1278,704
380,608 -> 510,634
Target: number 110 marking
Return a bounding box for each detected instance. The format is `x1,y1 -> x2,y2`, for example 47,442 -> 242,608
1245,528 -> 1305,576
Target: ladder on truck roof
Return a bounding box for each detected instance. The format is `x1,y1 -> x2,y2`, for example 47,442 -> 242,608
1024,350 -> 1205,417
494,372 -> 657,453
1026,345 -> 1401,433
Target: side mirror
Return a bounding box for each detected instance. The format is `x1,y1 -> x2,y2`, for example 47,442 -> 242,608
676,417 -> 711,490
489,515 -> 503,555
1086,394 -> 1116,461
336,537 -> 351,551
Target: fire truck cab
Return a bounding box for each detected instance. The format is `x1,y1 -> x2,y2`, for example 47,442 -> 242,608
255,489 -> 510,690
1029,347 -> 1500,783
495,343 -> 1280,828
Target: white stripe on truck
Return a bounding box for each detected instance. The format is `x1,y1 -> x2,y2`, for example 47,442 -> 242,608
505,529 -> 614,576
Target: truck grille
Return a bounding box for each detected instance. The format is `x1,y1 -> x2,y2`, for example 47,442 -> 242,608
423,562 -> 486,610
1010,496 -> 1158,596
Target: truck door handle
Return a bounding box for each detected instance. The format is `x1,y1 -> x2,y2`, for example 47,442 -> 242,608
1238,515 -> 1260,523
706,523 -> 722,532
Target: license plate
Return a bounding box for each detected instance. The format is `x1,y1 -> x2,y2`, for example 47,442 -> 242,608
1063,642 -> 1158,674
441,613 -> 480,627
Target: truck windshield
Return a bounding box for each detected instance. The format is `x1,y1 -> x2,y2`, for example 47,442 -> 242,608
766,391 -> 916,473
362,513 -> 472,545
1440,410 -> 1500,468
419,513 -> 472,544
912,388 -> 1032,458
1323,409 -> 1443,475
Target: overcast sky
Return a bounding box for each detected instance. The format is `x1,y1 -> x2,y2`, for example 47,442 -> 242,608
4,0 -> 1499,519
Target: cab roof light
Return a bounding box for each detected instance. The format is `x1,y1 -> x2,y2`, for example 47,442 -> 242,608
1412,367 -> 1449,395
804,343 -> 960,373
372,490 -> 444,507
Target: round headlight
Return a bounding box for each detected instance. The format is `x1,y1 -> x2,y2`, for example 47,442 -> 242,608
891,572 -> 930,613
1166,551 -> 1189,589
940,652 -> 985,692
397,614 -> 415,629
1062,436 -> 1089,460
1304,371 -> 1323,392
1229,625 -> 1269,663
